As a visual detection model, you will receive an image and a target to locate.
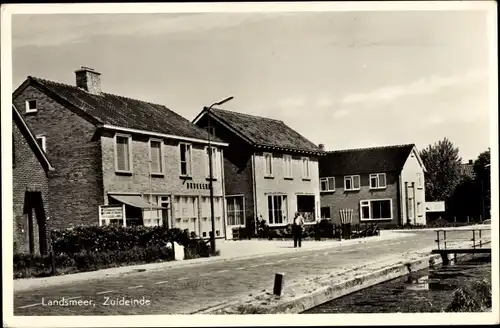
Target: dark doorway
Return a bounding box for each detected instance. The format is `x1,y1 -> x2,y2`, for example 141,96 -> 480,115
23,191 -> 48,255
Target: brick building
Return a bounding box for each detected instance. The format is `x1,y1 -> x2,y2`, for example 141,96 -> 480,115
319,144 -> 427,227
12,67 -> 228,238
193,108 -> 323,238
13,104 -> 54,255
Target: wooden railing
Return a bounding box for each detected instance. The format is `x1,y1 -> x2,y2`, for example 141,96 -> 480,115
435,227 -> 491,251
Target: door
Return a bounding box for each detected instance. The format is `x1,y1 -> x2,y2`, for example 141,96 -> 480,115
226,195 -> 245,239
159,196 -> 170,228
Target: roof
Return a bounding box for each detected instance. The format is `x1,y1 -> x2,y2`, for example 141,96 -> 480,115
12,105 -> 54,172
194,107 -> 322,154
460,163 -> 476,179
319,144 -> 417,176
15,76 -> 225,144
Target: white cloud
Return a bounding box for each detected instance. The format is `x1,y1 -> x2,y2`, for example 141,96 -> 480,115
341,69 -> 489,105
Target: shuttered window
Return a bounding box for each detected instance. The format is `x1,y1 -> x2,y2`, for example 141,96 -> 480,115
150,140 -> 162,174
115,135 -> 131,172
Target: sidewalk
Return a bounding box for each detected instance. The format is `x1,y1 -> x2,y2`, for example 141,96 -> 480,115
14,230 -> 411,292
389,223 -> 491,233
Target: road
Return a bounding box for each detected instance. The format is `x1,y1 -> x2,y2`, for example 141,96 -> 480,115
13,229 -> 488,315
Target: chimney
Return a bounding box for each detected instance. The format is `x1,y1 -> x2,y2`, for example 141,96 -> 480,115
318,143 -> 325,151
468,159 -> 473,165
75,67 -> 101,95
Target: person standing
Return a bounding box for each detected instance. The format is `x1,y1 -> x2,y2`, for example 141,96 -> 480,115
293,212 -> 305,248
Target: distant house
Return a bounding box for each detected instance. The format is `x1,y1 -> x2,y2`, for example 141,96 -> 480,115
460,159 -> 476,180
13,67 -> 228,239
319,144 -> 427,227
193,108 -> 323,238
13,104 -> 54,255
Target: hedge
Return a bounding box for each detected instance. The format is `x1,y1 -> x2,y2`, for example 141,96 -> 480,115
14,226 -> 214,279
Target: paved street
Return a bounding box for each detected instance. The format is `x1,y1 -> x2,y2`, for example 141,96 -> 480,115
13,229 -> 489,315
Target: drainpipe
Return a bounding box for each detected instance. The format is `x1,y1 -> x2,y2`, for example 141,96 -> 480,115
412,182 -> 417,225
221,148 -> 227,239
252,152 -> 258,235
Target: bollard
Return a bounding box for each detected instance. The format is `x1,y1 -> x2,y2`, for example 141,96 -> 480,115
273,273 -> 285,296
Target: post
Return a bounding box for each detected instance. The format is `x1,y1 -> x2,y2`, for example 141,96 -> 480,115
443,230 -> 447,250
472,230 -> 476,250
436,230 -> 440,250
479,229 -> 482,248
50,245 -> 56,276
454,216 -> 457,226
273,273 -> 285,296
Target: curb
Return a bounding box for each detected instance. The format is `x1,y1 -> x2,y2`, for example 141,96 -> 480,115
14,233 -> 407,292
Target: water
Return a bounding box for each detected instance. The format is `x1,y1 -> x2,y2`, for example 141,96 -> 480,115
304,255 -> 491,313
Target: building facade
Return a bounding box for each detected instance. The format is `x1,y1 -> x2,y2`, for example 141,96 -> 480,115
319,144 -> 426,227
13,67 -> 228,238
12,105 -> 54,255
194,107 -> 323,238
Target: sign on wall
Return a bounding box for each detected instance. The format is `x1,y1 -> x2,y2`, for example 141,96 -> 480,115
425,201 -> 446,213
99,204 -> 126,226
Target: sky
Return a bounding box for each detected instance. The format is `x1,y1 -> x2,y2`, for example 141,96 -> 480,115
10,8 -> 495,161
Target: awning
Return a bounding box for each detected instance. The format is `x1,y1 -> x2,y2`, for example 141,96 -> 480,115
110,194 -> 165,209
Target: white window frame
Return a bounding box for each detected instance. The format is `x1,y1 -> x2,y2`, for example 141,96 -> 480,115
369,173 -> 387,190
25,100 -> 37,113
344,175 -> 361,191
283,155 -> 293,179
148,138 -> 164,175
179,142 -> 193,177
360,198 -> 393,221
264,152 -> 273,177
320,177 -> 335,192
417,173 -> 423,189
114,133 -> 133,174
205,146 -> 218,180
226,195 -> 245,227
301,156 -> 310,180
35,135 -> 46,152
267,194 -> 288,226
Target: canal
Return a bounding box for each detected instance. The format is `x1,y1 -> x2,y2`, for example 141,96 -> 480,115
304,254 -> 492,313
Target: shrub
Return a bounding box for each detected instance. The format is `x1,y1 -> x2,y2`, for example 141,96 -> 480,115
446,279 -> 491,312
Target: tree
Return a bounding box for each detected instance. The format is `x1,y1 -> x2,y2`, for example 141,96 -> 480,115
473,148 -> 491,220
420,137 -> 462,202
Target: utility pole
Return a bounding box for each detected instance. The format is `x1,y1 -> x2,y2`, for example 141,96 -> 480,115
205,96 -> 234,255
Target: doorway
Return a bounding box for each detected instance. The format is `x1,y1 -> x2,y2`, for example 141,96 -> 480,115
297,195 -> 315,223
23,191 -> 48,255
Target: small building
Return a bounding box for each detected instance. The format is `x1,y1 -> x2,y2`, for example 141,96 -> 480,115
460,159 -> 476,180
13,104 -> 54,255
13,67 -> 228,239
319,144 -> 427,227
193,107 -> 323,238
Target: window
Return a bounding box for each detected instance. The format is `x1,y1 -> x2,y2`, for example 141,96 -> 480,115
264,153 -> 273,177
114,134 -> 132,173
179,143 -> 192,177
369,173 -> 387,189
344,175 -> 360,191
417,173 -> 423,189
149,139 -> 163,174
320,207 -> 331,219
226,196 -> 245,226
267,195 -> 287,225
417,202 -> 423,216
320,177 -> 335,192
301,157 -> 310,179
283,155 -> 293,178
26,100 -> 37,113
142,195 -> 169,227
360,199 -> 393,221
205,146 -> 218,179
36,135 -> 46,152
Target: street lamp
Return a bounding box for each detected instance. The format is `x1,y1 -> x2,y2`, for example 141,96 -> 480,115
205,96 -> 234,255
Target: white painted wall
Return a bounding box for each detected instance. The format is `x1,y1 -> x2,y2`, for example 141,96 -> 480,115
400,147 -> 426,225
253,152 -> 320,227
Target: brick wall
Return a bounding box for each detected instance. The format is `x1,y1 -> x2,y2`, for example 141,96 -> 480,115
320,172 -> 400,226
13,86 -> 104,229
